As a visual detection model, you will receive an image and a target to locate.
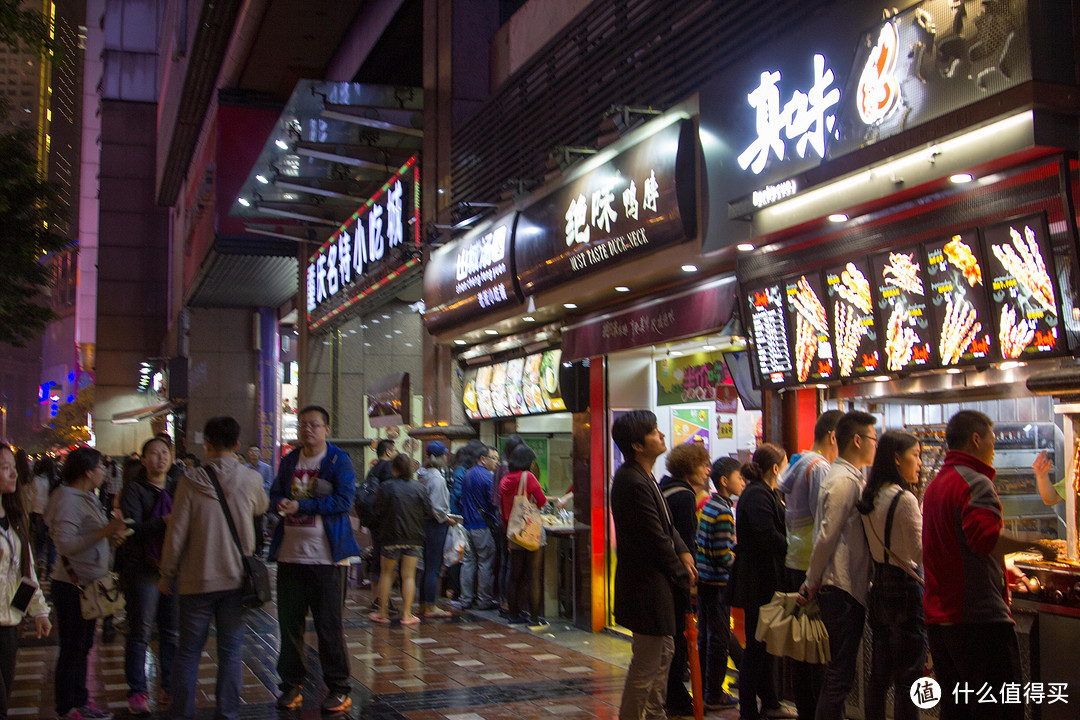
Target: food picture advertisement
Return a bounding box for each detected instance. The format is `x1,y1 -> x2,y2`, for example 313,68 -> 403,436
654,351 -> 732,406
672,408 -> 710,452
745,282 -> 793,388
982,212 -> 1063,360
824,257 -> 881,377
924,231 -> 994,366
462,349 -> 567,420
870,246 -> 933,372
783,272 -> 836,383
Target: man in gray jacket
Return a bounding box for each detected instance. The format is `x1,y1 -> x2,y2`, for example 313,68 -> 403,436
799,411 -> 877,720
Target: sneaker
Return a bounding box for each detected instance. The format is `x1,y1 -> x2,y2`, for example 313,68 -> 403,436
762,702 -> 798,718
321,691 -> 352,712
276,686 -> 302,709
127,692 -> 150,715
77,704 -> 114,720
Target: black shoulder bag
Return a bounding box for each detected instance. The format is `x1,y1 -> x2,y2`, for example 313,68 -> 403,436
205,465 -> 271,610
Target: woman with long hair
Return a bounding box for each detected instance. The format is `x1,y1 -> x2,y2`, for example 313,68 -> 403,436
370,454 -> 433,625
729,443 -> 789,720
45,447 -> 129,720
116,437 -> 180,715
0,444 -> 52,719
30,456 -> 58,575
416,442 -> 454,618
499,444 -> 546,626
857,430 -> 926,720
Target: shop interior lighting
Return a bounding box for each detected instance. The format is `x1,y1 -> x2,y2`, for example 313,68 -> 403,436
485,329 -> 499,335
737,243 -> 755,252
274,138 -> 290,150
945,368 -> 963,374
522,316 -> 536,322
237,197 -> 251,207
816,384 -> 828,389
615,286 -> 630,292
669,350 -> 683,357
703,344 -> 717,351
949,173 -> 973,184
255,174 -> 269,184
382,314 -> 391,319
999,361 -> 1025,370
454,340 -> 466,345
828,213 -> 848,223
681,264 -> 698,272
563,303 -> 578,309
873,375 -> 891,382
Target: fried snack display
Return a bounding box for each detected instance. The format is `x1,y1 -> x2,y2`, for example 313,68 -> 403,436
999,304 -> 1035,359
943,235 -> 983,286
837,263 -> 873,314
885,306 -> 919,371
883,252 -> 924,295
793,276 -> 828,333
834,301 -> 863,376
992,225 -> 1057,316
939,294 -> 981,365
795,314 -> 815,382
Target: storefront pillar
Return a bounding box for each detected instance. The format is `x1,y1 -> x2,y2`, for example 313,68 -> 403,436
781,388 -> 817,458
296,241 -> 309,411
584,356 -> 606,632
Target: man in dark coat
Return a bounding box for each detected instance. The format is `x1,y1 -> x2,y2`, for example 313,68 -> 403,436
611,410 -> 697,720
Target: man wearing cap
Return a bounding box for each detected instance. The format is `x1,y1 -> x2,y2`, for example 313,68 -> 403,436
416,441 -> 456,617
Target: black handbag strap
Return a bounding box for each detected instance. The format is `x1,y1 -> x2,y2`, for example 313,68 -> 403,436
883,488 -> 904,553
205,465 -> 245,561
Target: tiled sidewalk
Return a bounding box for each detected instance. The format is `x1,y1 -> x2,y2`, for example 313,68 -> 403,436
12,577 -> 739,720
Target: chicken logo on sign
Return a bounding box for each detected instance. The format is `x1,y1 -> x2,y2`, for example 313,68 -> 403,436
857,21 -> 901,125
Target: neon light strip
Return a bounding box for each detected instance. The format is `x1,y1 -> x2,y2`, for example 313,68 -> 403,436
308,257 -> 422,332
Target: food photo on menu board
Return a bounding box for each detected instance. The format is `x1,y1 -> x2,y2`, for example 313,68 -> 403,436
506,357 -> 527,415
924,231 -> 993,366
870,247 -> 933,372
489,362 -> 510,417
783,272 -> 836,383
824,258 -> 881,377
745,283 -> 793,387
538,349 -> 567,412
983,213 -> 1062,359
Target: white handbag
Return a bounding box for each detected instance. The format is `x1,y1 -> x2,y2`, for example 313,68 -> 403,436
506,472 -> 542,551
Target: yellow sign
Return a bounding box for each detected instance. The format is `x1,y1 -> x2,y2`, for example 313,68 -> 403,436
717,419 -> 734,439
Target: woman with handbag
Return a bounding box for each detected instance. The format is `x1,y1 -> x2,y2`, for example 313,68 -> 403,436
116,437 -> 179,715
499,444 -> 546,626
856,431 -> 926,720
729,443 -> 791,720
369,454 -> 433,625
0,443 -> 52,720
45,446 -> 129,720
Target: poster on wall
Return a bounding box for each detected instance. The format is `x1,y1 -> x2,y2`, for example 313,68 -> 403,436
824,258 -> 881,377
924,231 -> 994,366
783,272 -> 836,383
717,418 -> 734,439
672,408 -> 710,452
982,213 -> 1064,360
655,351 -> 731,405
870,247 -> 934,372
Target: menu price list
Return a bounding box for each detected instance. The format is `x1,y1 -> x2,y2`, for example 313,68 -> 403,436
983,212 -> 1063,360
746,283 -> 793,387
870,246 -> 934,372
783,272 -> 836,383
824,258 -> 882,377
924,231 -> 993,366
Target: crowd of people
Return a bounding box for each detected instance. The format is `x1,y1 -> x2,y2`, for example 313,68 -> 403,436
609,407 -> 1058,720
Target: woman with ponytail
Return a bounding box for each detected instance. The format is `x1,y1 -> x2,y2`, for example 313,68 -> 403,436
729,443 -> 791,720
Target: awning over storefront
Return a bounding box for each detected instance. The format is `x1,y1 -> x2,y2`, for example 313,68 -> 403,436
186,236 -> 298,308
561,275 -> 737,361
110,401 -> 177,425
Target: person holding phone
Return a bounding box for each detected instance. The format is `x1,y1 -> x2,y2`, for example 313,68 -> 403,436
0,443 -> 52,719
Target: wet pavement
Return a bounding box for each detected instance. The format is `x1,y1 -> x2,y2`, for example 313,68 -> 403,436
12,570 -> 741,720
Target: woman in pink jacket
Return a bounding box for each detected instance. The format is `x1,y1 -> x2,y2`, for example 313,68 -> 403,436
498,444 -> 546,626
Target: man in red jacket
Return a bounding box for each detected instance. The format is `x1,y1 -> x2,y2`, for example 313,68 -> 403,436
922,410 -> 1055,720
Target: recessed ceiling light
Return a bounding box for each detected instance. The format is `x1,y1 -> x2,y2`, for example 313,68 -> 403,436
949,173 -> 973,184
364,342 -> 371,347
522,316 -> 536,322
828,213 -> 848,223
382,314 -> 390,319
702,344 -> 717,351
999,361 -> 1024,370
737,243 -> 755,252
454,340 -> 466,345
274,139 -> 290,150
237,197 -> 250,207
484,329 -> 499,335
669,350 -> 683,357
563,303 -> 578,309
681,264 -> 698,273
371,318 -> 380,324
873,375 -> 891,382
945,367 -> 963,374
404,343 -> 413,347
816,384 -> 828,389
255,174 -> 269,184
385,334 -> 392,339
393,329 -> 402,334
615,286 -> 630,292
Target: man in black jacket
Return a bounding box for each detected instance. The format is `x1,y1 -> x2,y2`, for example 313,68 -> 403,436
611,410 -> 697,720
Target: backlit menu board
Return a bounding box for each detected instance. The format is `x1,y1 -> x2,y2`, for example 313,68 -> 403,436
925,231 -> 993,366
870,246 -> 933,372
825,258 -> 881,377
783,272 -> 836,383
463,349 -> 567,420
745,283 -> 793,387
983,213 -> 1064,359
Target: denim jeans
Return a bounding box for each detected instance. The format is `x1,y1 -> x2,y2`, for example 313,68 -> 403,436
168,589 -> 244,720
697,583 -> 734,704
815,585 -> 866,720
124,577 -> 179,696
459,527 -> 496,606
421,521 -> 449,604
740,602 -> 780,719
276,563 -> 351,695
620,633 -> 674,720
52,580 -> 96,715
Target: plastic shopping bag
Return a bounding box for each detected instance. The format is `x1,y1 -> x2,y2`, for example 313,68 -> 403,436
444,523 -> 467,566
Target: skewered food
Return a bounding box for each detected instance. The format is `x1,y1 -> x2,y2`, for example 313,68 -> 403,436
795,314 -> 815,382
939,294 -> 981,365
837,263 -> 873,313
885,306 -> 919,371
883,252 -> 924,295
834,301 -> 864,376
992,225 -> 1057,316
943,235 -> 983,286
793,276 -> 828,333
999,304 -> 1034,359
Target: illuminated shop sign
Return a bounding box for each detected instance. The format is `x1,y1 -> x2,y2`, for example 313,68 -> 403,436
306,156 -> 420,327
515,118 -> 697,296
856,20 -> 901,125
463,350 -> 566,421
752,180 -> 798,209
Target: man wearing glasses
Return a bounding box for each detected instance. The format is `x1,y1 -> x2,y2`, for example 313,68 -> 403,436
268,405 -> 361,714
799,410 -> 878,720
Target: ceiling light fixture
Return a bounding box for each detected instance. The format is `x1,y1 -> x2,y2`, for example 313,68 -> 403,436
484,329 -> 499,335
873,375 -> 891,382
669,350 -> 683,357
828,213 -> 848,223
522,316 -> 536,322
563,303 -> 578,309
274,139 -> 290,150
454,340 -> 466,345
681,264 -> 698,273
736,243 -> 755,252
703,344 -> 717,351
237,197 -> 251,207
816,384 -> 828,389
615,286 -> 630,292
949,173 -> 973,184
255,174 -> 269,184
945,367 -> 963,374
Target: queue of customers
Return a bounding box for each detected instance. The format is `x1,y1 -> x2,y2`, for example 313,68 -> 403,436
611,407 -> 1058,720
